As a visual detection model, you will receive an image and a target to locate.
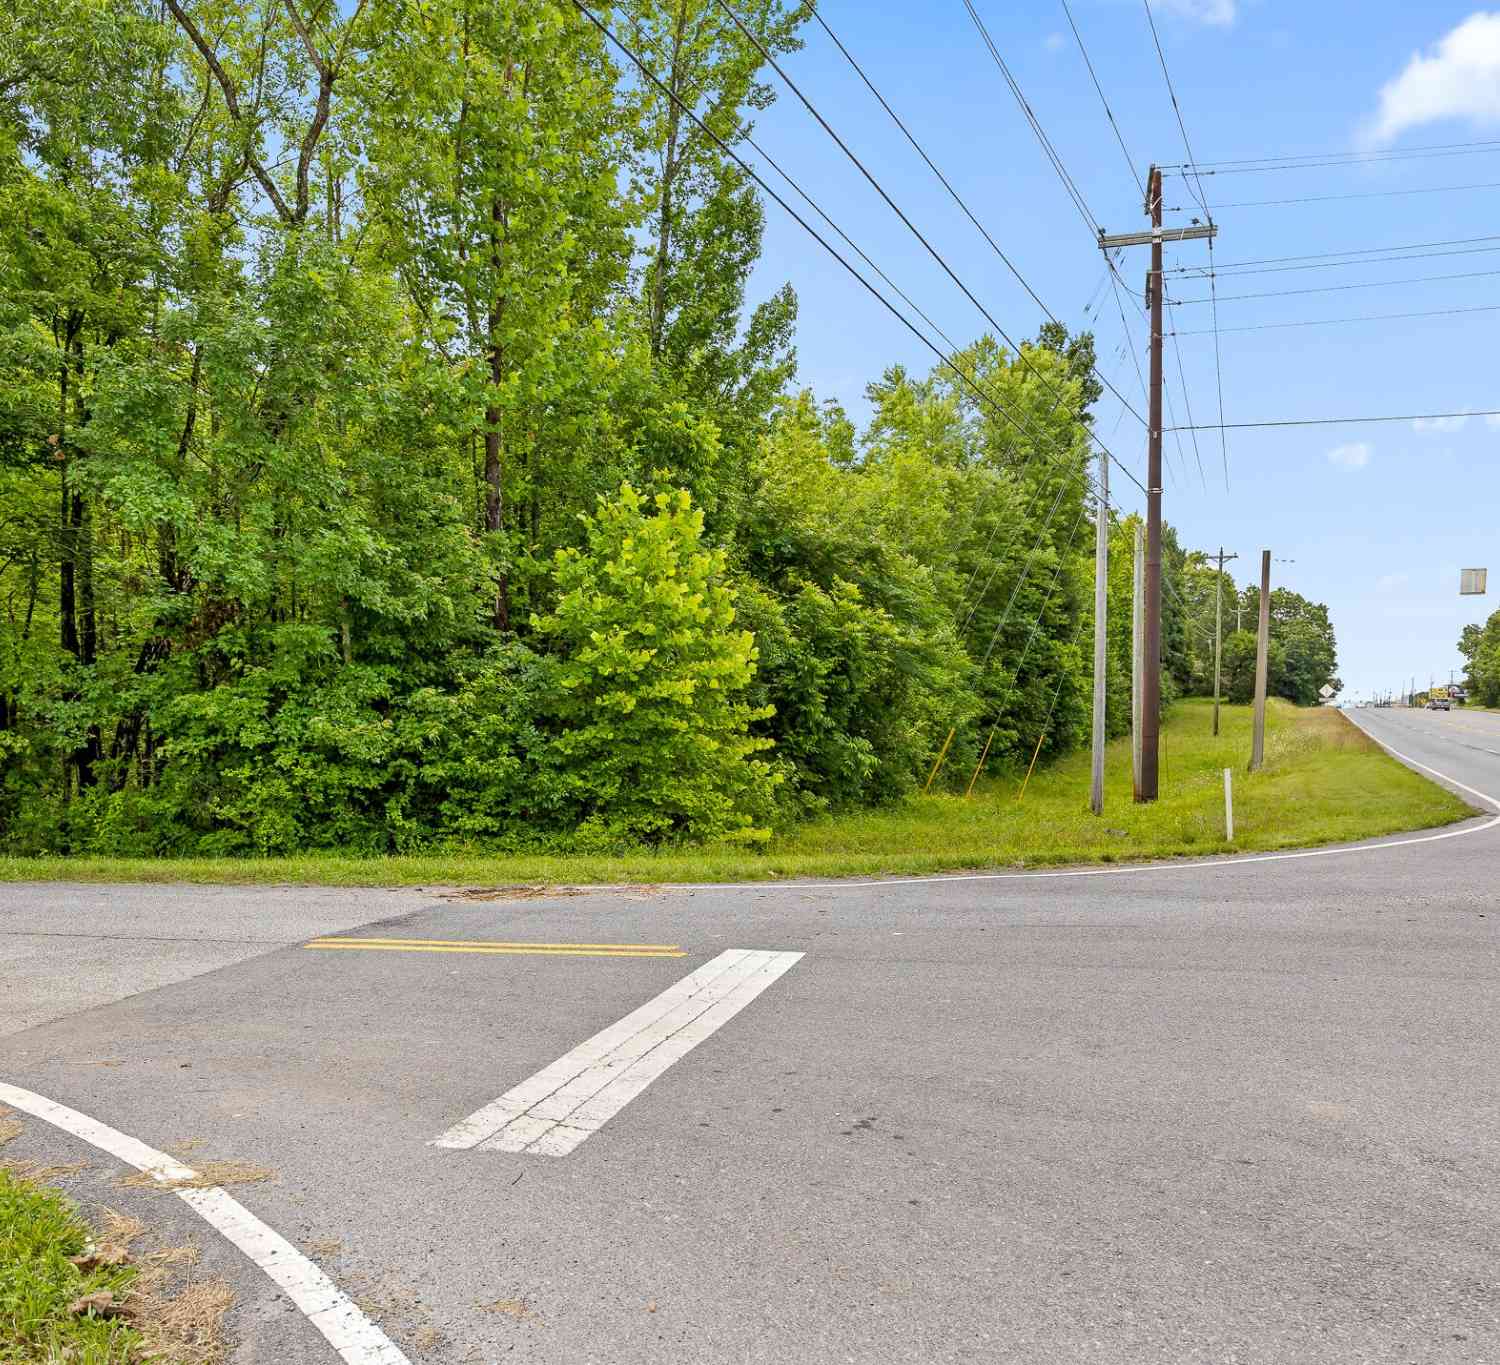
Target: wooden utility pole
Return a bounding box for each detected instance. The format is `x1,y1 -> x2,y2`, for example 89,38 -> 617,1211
1131,523 -> 1145,801
1090,449 -> 1109,816
1208,547 -> 1239,737
1250,549 -> 1271,771
1100,168 -> 1216,802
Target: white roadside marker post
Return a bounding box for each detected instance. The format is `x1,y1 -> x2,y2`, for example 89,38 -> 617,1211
1223,767 -> 1235,842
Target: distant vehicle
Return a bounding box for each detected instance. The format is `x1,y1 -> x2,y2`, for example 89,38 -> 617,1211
1427,696 -> 1451,711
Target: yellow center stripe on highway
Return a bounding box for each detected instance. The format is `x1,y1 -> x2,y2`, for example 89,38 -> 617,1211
303,938 -> 685,958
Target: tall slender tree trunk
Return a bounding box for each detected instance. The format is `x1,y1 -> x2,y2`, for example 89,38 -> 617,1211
648,1 -> 690,359
485,318 -> 508,628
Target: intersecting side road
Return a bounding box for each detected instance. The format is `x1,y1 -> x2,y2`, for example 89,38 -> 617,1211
1,705 -> 1496,1365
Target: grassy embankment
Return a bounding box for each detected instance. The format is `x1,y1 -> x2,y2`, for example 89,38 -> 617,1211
0,700 -> 1473,887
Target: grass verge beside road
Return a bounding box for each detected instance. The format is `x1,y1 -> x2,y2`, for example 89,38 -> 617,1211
0,1164 -> 143,1362
0,1122 -> 232,1363
0,701 -> 1474,887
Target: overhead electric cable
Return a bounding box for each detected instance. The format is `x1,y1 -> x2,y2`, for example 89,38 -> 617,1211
1143,0 -> 1213,223
571,0 -> 1148,505
1168,232 -> 1500,273
1204,237 -> 1230,490
1157,278 -> 1207,488
615,5 -> 1122,639
710,0 -> 1150,448
1061,0 -> 1144,197
1171,240 -> 1500,279
979,495 -> 1088,671
1165,137 -> 1500,174
1192,180 -> 1500,209
1167,409 -> 1500,431
1172,301 -> 1500,336
959,0 -> 1102,235
1142,0 -> 1226,484
802,2 -> 1150,428
1168,265 -> 1500,305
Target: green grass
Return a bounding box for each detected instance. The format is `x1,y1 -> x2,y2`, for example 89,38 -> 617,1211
0,700 -> 1472,888
0,1167 -> 141,1363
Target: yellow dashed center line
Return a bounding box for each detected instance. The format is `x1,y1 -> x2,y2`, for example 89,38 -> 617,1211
303,938 -> 685,958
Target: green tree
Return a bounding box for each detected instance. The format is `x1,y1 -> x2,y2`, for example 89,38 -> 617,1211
1459,610 -> 1500,707
533,483 -> 779,847
1238,585 -> 1339,705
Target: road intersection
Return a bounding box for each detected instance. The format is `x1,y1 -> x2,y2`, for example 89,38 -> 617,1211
2,706 -> 1497,1363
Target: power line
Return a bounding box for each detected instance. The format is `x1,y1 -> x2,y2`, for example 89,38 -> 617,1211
1061,0 -> 1143,198
1169,232 -> 1500,274
1143,0 -> 1213,223
1166,409 -> 1500,432
802,2 -> 1149,428
613,9 -> 1122,637
572,0 -> 1146,504
1188,179 -> 1500,209
1172,301 -> 1500,336
1167,265 -> 1500,306
1172,239 -> 1500,279
619,14 -> 977,372
959,0 -> 1174,495
960,0 -> 1101,236
709,0 -> 1150,457
1157,278 -> 1206,488
1116,265 -> 1200,489
1141,0 -> 1225,486
1164,137 -> 1500,174
1204,236 -> 1229,490
979,496 -> 1088,671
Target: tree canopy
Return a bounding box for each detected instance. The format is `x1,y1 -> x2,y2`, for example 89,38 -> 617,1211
0,0 -> 1341,854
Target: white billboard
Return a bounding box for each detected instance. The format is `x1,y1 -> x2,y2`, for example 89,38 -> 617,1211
1460,568 -> 1487,595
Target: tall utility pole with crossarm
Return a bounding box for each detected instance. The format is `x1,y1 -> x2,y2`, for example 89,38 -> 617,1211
1099,166 -> 1216,801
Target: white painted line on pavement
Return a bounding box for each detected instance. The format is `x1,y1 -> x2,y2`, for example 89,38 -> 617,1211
432,948 -> 803,1156
670,725 -> 1500,893
0,1082 -> 410,1365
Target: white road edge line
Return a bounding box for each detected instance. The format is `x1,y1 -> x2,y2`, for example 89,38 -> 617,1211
432,949 -> 803,1156
668,720 -> 1500,893
0,1082 -> 409,1365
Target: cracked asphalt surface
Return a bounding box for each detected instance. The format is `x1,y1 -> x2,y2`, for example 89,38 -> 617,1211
2,706 -> 1498,1364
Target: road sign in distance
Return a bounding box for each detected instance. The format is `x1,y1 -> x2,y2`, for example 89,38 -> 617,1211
1460,567 -> 1487,595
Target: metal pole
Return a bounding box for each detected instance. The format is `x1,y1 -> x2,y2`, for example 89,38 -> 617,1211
1250,549 -> 1271,770
1141,165 -> 1164,803
1090,450 -> 1109,815
1223,767 -> 1234,841
1132,523 -> 1144,801
1209,548 -> 1238,737
1213,550 -> 1223,737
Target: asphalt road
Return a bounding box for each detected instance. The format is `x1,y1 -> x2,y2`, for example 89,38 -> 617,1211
2,706 -> 1498,1364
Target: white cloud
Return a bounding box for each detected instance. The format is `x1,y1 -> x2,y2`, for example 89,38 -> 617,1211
1044,31 -> 1065,52
1412,412 -> 1469,433
1327,441 -> 1372,470
1154,0 -> 1236,25
1367,12 -> 1500,146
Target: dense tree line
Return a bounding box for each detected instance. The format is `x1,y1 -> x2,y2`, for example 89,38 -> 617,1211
0,0 -> 1338,856
1459,610 -> 1500,707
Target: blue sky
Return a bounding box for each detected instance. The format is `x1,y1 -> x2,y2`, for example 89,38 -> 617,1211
738,0 -> 1500,701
